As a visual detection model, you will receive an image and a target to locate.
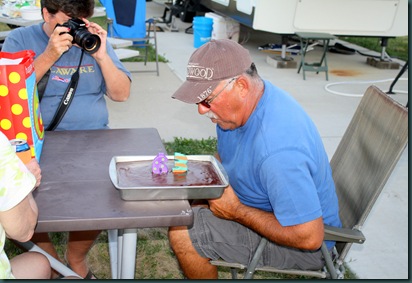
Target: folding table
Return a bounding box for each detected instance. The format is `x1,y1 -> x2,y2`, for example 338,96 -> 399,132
296,32 -> 336,80
26,128 -> 194,279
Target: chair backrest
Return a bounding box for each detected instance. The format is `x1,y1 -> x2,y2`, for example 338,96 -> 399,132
330,85 -> 408,259
99,0 -> 147,39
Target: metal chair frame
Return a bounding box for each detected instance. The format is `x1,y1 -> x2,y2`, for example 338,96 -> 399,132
107,17 -> 159,76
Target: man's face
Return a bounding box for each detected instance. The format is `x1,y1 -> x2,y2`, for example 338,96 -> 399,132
197,78 -> 244,130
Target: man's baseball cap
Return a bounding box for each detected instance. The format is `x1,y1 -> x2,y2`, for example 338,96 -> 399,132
171,39 -> 252,104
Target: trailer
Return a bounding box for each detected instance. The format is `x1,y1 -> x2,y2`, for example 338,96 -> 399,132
198,0 -> 407,65
199,0 -> 408,37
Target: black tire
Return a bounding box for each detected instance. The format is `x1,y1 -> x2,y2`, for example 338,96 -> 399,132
180,10 -> 196,22
179,0 -> 199,22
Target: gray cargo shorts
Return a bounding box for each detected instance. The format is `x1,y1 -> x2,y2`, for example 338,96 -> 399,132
188,207 -> 324,270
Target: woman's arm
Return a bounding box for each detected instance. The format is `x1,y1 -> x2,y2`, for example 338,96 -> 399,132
85,20 -> 131,102
0,193 -> 38,242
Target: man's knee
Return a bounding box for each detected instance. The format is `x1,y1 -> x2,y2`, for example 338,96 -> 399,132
168,226 -> 191,254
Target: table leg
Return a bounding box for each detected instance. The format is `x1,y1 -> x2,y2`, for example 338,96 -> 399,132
298,38 -> 309,80
297,35 -> 332,81
319,39 -> 330,80
297,38 -> 304,74
117,230 -> 124,278
120,228 -> 138,279
108,229 -> 118,279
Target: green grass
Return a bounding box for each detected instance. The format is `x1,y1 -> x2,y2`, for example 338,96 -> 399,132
164,137 -> 218,155
339,35 -> 408,61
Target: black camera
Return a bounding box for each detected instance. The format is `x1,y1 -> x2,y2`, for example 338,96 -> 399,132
56,18 -> 101,54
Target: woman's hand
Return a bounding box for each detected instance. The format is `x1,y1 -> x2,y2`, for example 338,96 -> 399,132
45,25 -> 73,60
25,159 -> 41,189
82,18 -> 108,61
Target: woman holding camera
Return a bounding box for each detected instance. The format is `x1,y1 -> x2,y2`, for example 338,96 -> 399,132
2,0 -> 132,279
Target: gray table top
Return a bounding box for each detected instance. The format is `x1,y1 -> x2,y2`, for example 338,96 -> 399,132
33,128 -> 193,233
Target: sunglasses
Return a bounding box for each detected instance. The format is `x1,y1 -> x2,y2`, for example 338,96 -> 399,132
197,77 -> 237,108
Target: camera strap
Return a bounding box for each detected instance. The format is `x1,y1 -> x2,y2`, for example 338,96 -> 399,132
46,50 -> 84,131
37,69 -> 50,102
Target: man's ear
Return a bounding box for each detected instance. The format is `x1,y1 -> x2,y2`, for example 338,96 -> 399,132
235,75 -> 249,98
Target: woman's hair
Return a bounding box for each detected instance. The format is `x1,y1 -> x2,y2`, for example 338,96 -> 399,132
41,0 -> 94,18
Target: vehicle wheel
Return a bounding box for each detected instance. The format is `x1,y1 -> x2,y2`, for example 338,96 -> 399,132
180,10 -> 195,22
179,0 -> 199,22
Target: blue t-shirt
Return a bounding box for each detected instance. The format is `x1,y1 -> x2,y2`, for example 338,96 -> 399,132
2,23 -> 131,130
217,80 -> 341,249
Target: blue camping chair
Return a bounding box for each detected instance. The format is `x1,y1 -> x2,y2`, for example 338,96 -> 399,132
100,0 -> 159,75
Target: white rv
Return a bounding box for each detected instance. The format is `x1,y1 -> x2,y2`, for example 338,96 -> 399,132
200,0 -> 408,37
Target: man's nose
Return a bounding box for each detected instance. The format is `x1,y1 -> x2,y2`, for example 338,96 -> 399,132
197,103 -> 210,115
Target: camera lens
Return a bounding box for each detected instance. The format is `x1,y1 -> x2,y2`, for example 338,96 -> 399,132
82,34 -> 101,53
74,30 -> 101,54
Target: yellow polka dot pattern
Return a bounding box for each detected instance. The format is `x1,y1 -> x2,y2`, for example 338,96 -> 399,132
9,71 -> 21,84
0,50 -> 44,160
0,72 -> 29,139
0,119 -> 12,130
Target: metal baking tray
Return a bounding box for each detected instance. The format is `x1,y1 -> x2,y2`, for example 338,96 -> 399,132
109,155 -> 229,200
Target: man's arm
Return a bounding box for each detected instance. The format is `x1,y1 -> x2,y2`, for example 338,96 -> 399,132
209,185 -> 324,250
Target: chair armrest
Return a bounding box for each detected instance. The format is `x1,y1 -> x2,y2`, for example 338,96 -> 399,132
324,224 -> 366,244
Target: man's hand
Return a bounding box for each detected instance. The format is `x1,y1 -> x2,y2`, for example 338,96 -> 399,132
25,159 -> 41,189
208,185 -> 242,221
209,185 -> 324,250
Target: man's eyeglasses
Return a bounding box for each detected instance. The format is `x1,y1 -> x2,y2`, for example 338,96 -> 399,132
197,77 -> 237,108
